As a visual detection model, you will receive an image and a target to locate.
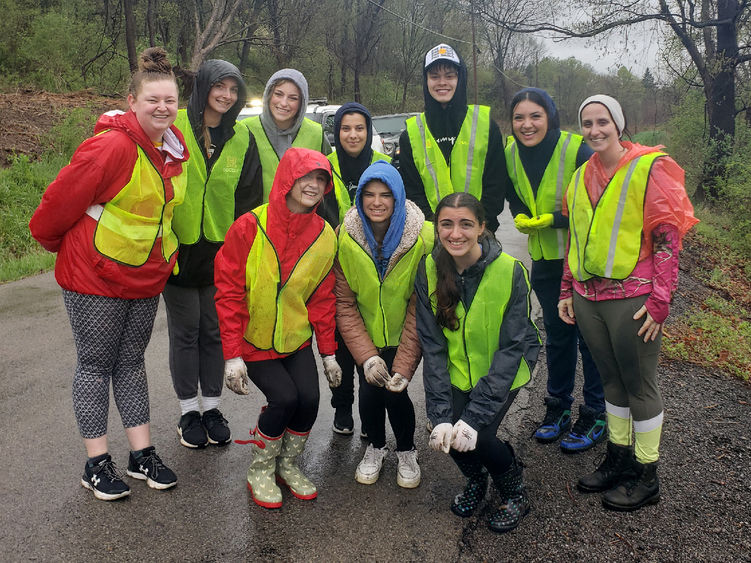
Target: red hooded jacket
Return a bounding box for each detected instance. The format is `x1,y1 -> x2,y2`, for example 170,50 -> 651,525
29,110 -> 189,299
214,147 -> 337,361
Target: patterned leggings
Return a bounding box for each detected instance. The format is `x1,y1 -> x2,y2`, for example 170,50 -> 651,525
63,290 -> 158,439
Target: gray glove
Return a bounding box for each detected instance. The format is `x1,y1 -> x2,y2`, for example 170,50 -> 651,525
363,355 -> 390,387
385,372 -> 409,393
322,355 -> 342,388
224,357 -> 249,395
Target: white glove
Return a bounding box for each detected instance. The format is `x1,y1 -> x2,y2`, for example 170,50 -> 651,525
385,372 -> 409,393
224,357 -> 249,395
321,355 -> 342,388
429,422 -> 453,453
363,355 -> 390,387
451,419 -> 478,452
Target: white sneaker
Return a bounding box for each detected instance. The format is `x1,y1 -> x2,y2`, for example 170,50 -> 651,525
355,444 -> 388,484
396,448 -> 421,488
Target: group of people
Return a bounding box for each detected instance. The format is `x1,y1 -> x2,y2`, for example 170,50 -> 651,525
30,41 -> 697,532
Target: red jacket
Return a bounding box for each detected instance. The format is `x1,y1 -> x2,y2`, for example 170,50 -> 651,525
214,147 -> 337,362
29,110 -> 189,299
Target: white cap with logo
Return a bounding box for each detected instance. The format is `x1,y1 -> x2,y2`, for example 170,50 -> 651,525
425,44 -> 460,69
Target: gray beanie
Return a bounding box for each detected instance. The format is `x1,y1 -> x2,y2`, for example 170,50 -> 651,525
578,95 -> 625,138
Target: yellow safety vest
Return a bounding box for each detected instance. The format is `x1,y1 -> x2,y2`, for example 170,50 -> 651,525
91,145 -> 186,266
243,204 -> 337,354
425,252 -> 531,392
172,110 -> 249,244
505,132 -> 583,260
567,152 -> 666,281
243,116 -> 324,203
405,105 -> 489,211
328,150 -> 392,224
337,221 -> 434,348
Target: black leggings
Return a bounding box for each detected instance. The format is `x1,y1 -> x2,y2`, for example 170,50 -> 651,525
358,348 -> 416,451
248,346 -> 320,437
449,387 -> 518,475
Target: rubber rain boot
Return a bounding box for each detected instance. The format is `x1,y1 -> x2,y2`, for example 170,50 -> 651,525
246,430 -> 283,509
487,456 -> 530,533
450,456 -> 488,517
276,429 -> 317,500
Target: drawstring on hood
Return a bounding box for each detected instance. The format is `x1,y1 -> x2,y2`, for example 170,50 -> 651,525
333,102 -> 374,190
260,69 -> 310,158
355,160 -> 406,278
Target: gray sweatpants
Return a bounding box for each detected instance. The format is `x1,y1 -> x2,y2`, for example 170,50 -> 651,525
572,293 -> 664,421
63,290 -> 157,439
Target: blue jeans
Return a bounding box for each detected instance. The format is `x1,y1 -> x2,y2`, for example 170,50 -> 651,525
531,259 -> 604,413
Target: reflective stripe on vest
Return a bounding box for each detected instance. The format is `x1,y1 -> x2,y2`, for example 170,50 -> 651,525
424,252 -> 531,392
337,221 -> 434,348
243,116 -> 323,203
171,109 -> 248,244
405,105 -> 489,212
243,204 -> 336,354
91,145 -> 186,266
505,132 -> 582,260
567,152 -> 665,281
328,150 -> 392,224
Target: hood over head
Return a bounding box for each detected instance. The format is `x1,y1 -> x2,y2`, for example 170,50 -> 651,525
333,102 -> 374,186
187,59 -> 247,130
269,147 -> 332,214
260,68 -> 309,136
422,43 -> 468,139
355,160 -> 406,275
509,87 -> 563,181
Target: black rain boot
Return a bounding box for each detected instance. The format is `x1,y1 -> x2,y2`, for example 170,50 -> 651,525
487,456 -> 530,534
577,441 -> 635,493
450,457 -> 488,517
602,460 -> 660,511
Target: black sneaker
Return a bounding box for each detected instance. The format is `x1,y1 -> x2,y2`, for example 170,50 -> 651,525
333,407 -> 354,435
178,410 -> 208,448
202,408 -> 231,445
81,454 -> 131,501
126,447 -> 177,490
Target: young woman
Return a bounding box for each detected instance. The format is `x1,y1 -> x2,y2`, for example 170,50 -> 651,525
242,69 -> 331,202
214,147 -> 341,509
415,193 -> 540,533
559,95 -> 698,511
30,47 -> 187,501
505,87 -> 605,453
318,103 -> 391,436
334,160 -> 432,488
165,59 -> 263,449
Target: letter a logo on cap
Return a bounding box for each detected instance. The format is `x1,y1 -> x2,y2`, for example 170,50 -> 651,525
425,44 -> 460,68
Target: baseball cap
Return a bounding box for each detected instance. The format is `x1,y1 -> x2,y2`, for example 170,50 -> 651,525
425,44 -> 460,69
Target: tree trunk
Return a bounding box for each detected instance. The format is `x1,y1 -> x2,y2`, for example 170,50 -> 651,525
123,0 -> 138,72
146,0 -> 156,46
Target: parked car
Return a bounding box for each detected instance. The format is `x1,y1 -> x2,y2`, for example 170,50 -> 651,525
372,113 -> 419,168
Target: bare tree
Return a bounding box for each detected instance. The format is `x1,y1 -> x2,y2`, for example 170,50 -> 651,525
189,0 -> 243,70
123,0 -> 138,72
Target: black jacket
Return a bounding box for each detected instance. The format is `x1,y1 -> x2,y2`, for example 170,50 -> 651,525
415,236 -> 540,430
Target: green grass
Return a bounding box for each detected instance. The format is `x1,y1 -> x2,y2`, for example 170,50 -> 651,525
631,129 -> 669,147
0,250 -> 55,283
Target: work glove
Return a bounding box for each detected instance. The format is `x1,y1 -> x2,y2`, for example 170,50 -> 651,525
429,422 -> 453,453
513,213 -> 535,235
527,213 -> 554,229
224,357 -> 249,395
451,419 -> 478,452
385,372 -> 409,393
363,355 -> 390,387
321,354 -> 342,388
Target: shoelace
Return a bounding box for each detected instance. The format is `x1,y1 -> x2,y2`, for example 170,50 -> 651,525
570,416 -> 596,436
397,451 -> 419,472
203,410 -> 227,428
98,459 -> 125,481
139,451 -> 166,478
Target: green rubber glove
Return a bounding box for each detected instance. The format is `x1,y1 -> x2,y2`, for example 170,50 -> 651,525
513,213 -> 535,235
528,213 -> 554,229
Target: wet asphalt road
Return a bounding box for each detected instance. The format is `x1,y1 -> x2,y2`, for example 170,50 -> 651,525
0,210 -> 538,561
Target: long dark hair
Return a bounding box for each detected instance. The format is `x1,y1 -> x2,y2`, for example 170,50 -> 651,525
433,193 -> 489,330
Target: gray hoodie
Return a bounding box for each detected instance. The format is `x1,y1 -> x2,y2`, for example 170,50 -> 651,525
259,68 -> 310,158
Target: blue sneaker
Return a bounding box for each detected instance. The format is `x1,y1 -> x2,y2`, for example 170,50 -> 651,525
561,405 -> 607,453
534,397 -> 571,443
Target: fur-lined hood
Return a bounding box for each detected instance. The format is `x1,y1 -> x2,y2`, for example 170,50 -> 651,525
341,199 -> 426,277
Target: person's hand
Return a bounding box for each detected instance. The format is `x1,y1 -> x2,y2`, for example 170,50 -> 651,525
429,422 -> 453,453
513,213 -> 535,235
633,305 -> 662,342
322,355 -> 342,387
363,355 -> 390,387
558,297 -> 576,325
385,373 -> 409,393
527,213 -> 554,229
451,419 -> 478,452
224,357 -> 249,395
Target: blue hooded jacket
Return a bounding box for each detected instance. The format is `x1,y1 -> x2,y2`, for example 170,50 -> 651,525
355,160 -> 406,278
